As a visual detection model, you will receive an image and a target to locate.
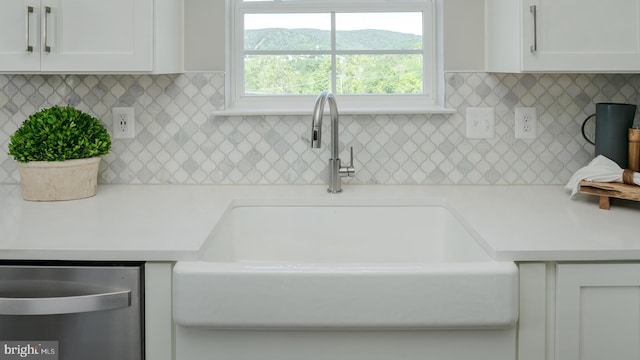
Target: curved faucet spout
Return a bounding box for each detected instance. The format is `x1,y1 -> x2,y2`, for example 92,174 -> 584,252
311,90 -> 338,152
309,90 -> 355,193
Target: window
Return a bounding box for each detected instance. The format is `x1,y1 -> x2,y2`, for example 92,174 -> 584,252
227,0 -> 444,114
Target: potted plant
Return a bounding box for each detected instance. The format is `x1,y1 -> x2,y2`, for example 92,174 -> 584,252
8,105 -> 112,201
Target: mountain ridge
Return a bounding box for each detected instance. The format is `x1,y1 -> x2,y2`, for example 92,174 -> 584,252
245,28 -> 422,51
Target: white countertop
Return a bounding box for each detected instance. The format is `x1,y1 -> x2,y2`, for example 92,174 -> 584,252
1,184 -> 639,262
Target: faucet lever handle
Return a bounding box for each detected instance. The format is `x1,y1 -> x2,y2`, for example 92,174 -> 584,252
348,146 -> 354,167
339,146 -> 356,178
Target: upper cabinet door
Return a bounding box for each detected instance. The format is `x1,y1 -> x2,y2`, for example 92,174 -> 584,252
39,0 -> 153,72
0,0 -> 41,72
486,0 -> 640,72
522,0 -> 640,72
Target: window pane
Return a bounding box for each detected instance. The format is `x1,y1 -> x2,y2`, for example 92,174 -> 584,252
244,14 -> 331,51
245,55 -> 331,95
336,54 -> 423,94
336,13 -> 423,50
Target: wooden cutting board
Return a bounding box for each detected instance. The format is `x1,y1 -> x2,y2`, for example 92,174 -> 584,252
579,180 -> 640,210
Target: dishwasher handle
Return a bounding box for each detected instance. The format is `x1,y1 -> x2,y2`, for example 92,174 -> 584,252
0,284 -> 131,316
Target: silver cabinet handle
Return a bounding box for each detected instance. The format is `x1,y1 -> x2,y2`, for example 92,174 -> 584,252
529,5 -> 537,53
25,6 -> 34,52
0,281 -> 131,315
44,6 -> 52,52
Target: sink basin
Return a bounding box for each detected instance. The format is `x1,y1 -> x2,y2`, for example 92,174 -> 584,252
173,199 -> 518,329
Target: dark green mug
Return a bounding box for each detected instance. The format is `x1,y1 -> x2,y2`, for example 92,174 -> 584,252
582,103 -> 637,168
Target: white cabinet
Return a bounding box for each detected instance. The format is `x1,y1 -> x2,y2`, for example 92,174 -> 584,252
0,1 -> 41,71
0,0 -> 182,73
519,263 -> 640,360
486,0 -> 640,72
145,262 -> 174,360
556,263 -> 640,360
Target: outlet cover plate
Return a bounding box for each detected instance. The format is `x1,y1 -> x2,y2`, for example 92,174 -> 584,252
466,107 -> 495,139
515,107 -> 537,139
112,107 -> 135,139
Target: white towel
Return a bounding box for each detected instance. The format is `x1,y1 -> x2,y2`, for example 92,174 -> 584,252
565,155 -> 640,197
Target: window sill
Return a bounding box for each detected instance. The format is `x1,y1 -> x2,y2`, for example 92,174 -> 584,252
212,105 -> 456,116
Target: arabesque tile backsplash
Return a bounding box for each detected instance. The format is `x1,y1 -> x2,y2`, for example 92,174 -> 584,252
1,72 -> 639,185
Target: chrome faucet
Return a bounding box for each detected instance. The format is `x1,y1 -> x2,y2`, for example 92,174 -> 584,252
310,90 -> 355,193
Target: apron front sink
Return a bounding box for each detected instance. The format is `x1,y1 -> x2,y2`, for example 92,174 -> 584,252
174,199 -> 518,329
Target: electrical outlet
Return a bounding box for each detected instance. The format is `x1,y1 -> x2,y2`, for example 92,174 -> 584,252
515,107 -> 537,139
112,107 -> 135,139
466,107 -> 495,139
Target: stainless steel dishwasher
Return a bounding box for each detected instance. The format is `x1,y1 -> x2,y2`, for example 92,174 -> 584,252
0,261 -> 144,360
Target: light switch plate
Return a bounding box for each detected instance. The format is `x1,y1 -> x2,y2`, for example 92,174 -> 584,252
466,107 -> 495,139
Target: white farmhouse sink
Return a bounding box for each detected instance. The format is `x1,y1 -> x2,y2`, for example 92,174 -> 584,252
173,199 -> 518,329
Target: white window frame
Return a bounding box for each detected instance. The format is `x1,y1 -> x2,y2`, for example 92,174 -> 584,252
225,0 -> 448,115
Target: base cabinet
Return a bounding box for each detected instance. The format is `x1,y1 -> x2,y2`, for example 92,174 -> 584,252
145,262 -> 174,360
519,262 -> 640,360
556,263 -> 640,360
175,326 -> 516,360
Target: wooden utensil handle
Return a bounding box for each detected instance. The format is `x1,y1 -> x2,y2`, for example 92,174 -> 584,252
629,129 -> 640,171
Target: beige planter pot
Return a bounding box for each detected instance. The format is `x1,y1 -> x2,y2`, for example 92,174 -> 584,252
17,157 -> 101,201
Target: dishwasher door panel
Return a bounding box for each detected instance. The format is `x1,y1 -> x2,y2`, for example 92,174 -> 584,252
0,264 -> 143,360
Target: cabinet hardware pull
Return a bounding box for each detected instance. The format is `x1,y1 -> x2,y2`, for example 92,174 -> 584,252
530,5 -> 537,53
0,281 -> 131,315
25,6 -> 34,52
44,6 -> 52,52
